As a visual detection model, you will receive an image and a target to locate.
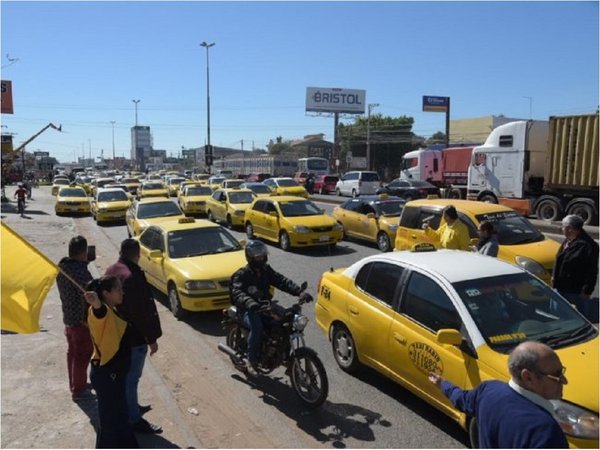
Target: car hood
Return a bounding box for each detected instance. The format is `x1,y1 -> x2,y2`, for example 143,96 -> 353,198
172,251 -> 247,279
499,238 -> 560,270
96,200 -> 130,209
478,337 -> 598,414
283,214 -> 337,227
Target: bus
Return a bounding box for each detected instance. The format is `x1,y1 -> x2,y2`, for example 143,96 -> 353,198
297,157 -> 329,176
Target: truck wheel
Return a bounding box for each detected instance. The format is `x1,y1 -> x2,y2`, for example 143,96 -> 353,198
479,193 -> 497,204
449,188 -> 463,199
535,198 -> 563,222
567,203 -> 596,226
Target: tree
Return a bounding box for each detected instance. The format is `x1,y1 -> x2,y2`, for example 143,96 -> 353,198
427,131 -> 447,144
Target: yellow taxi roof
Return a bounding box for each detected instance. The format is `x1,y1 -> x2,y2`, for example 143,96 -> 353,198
149,217 -> 219,232
405,199 -> 514,214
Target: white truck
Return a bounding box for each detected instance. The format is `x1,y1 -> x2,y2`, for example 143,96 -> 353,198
467,114 -> 599,225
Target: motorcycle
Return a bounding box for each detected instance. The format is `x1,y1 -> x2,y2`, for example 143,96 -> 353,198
17,197 -> 26,217
218,282 -> 329,408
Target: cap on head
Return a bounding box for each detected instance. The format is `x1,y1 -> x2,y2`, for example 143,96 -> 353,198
562,214 -> 584,230
245,240 -> 268,269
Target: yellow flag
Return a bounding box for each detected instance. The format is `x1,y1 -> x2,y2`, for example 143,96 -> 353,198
1,222 -> 59,333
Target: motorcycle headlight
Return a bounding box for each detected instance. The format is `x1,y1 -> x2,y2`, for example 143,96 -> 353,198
551,400 -> 599,439
293,314 -> 309,331
185,280 -> 217,290
515,256 -> 546,276
293,225 -> 311,233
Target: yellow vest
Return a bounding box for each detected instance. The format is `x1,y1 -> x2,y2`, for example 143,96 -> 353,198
87,305 -> 128,366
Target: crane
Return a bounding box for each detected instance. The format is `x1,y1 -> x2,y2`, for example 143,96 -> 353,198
12,123 -> 62,154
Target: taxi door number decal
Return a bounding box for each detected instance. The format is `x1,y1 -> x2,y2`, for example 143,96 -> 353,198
409,342 -> 444,375
320,285 -> 331,301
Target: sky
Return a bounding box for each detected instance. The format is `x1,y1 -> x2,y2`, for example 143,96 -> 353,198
1,1 -> 598,164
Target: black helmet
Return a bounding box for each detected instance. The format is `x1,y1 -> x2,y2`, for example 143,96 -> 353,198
245,240 -> 268,269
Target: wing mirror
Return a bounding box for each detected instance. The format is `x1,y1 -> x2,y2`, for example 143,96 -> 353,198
149,249 -> 163,259
269,211 -> 278,217
436,328 -> 463,346
366,213 -> 376,219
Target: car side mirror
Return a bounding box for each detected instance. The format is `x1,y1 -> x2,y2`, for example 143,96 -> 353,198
366,213 -> 376,219
239,239 -> 247,247
436,328 -> 462,346
319,208 -> 325,214
269,211 -> 278,217
149,249 -> 163,259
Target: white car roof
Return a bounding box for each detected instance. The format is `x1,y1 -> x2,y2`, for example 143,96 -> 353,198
343,249 -> 522,283
97,188 -> 128,194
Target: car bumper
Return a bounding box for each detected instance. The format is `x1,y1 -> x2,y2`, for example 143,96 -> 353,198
182,204 -> 207,215
96,210 -> 127,222
289,230 -> 343,248
179,290 -> 232,312
56,204 -> 90,214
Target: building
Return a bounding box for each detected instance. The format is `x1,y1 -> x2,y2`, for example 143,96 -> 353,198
290,134 -> 335,160
449,115 -> 527,145
131,126 -> 153,169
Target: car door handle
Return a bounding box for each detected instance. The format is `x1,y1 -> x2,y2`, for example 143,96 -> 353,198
410,234 -> 417,239
349,305 -> 359,315
393,332 -> 406,345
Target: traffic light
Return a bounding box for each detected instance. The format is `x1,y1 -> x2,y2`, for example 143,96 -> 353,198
204,144 -> 213,166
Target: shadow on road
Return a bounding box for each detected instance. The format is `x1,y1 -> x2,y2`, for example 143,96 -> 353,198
1,202 -> 49,216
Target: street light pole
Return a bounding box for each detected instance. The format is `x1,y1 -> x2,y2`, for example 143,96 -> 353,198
132,99 -> 140,126
366,103 -> 379,171
110,121 -> 116,168
523,96 -> 533,119
200,41 -> 215,172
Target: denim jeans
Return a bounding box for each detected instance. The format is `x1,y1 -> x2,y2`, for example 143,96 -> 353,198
126,345 -> 148,424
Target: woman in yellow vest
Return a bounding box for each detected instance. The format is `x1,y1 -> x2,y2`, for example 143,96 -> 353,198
84,276 -> 138,449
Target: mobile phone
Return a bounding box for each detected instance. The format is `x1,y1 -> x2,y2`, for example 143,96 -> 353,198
87,245 -> 96,262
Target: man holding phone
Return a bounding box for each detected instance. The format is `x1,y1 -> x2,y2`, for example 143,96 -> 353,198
56,236 -> 96,401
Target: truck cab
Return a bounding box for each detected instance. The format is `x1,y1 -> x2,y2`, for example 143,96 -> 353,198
400,148 -> 441,182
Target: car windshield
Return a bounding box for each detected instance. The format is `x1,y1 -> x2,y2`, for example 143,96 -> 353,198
361,172 -> 380,182
475,211 -> 544,245
229,192 -> 254,204
78,177 -> 92,183
98,191 -> 128,202
210,177 -> 225,184
225,180 -> 243,188
59,188 -> 86,197
54,179 -> 70,185
277,179 -> 300,187
375,201 -> 404,217
167,227 -> 242,258
247,185 -> 271,194
279,200 -> 322,217
143,183 -> 164,190
138,202 -> 182,219
169,178 -> 186,185
453,273 -> 596,353
122,178 -> 140,184
186,187 -> 212,196
97,179 -> 115,188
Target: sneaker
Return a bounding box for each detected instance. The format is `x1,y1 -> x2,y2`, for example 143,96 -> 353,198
138,404 -> 152,416
132,418 -> 162,434
245,360 -> 258,377
72,390 -> 97,402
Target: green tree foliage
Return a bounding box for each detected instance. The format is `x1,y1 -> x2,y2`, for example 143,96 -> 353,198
427,131 -> 447,144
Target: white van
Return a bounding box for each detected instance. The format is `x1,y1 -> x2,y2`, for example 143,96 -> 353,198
335,171 -> 381,197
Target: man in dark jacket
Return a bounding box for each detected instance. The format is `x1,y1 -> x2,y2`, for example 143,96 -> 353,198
552,214 -> 599,322
105,239 -> 163,434
230,240 -> 307,376
56,235 -> 95,401
430,341 -> 568,448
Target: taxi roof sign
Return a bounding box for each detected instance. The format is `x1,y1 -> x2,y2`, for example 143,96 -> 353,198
410,242 -> 437,253
178,217 -> 196,224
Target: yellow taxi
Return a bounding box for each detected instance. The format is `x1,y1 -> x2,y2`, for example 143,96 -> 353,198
138,181 -> 169,199
244,196 -> 343,251
207,175 -> 226,191
206,188 -> 255,229
51,178 -> 72,196
165,176 -> 187,197
263,177 -> 309,198
394,199 -> 560,285
120,177 -> 142,195
177,180 -> 202,197
90,177 -> 116,197
315,246 -> 599,448
332,194 -> 405,252
91,188 -> 131,224
240,182 -> 273,198
222,179 -> 244,189
136,217 -> 247,318
74,176 -> 93,195
55,186 -> 91,215
125,197 -> 185,237
193,173 -> 210,184
178,184 -> 213,216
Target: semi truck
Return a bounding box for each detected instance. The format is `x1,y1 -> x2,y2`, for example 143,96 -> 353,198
467,113 -> 599,224
400,146 -> 474,198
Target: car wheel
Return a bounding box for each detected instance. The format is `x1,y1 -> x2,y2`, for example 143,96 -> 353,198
208,210 -> 215,222
226,214 -> 233,229
279,231 -> 291,251
331,324 -> 360,373
351,189 -> 358,198
377,231 -> 392,252
245,222 -> 254,239
168,282 -> 187,320
337,222 -> 346,241
336,188 -> 342,197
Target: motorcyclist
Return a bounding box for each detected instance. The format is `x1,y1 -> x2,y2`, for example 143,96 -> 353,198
230,240 -> 309,376
14,183 -> 28,216
305,174 -> 315,195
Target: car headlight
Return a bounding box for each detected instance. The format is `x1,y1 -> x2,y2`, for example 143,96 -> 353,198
185,280 -> 217,290
333,222 -> 343,231
234,210 -> 245,216
293,225 -> 311,233
388,224 -> 399,232
551,400 -> 599,439
293,314 -> 309,331
515,256 -> 546,276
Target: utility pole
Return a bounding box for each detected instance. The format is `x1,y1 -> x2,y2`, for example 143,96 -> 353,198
366,103 -> 379,171
88,139 -> 91,162
241,139 -> 244,151
110,121 -> 116,168
523,96 -> 533,119
132,100 -> 140,126
200,41 -> 215,173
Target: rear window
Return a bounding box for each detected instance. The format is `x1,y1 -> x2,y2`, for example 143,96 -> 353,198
361,172 -> 380,182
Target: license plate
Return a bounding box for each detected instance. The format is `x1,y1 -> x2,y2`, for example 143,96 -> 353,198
319,235 -> 330,242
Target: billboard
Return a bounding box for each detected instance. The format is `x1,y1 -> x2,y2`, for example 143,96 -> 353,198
422,95 -> 450,112
1,80 -> 14,114
306,87 -> 365,114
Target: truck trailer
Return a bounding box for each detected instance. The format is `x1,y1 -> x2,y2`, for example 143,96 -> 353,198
400,146 -> 474,198
467,113 -> 599,224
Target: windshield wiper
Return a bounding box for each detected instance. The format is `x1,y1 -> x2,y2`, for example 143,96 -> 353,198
541,324 -> 594,347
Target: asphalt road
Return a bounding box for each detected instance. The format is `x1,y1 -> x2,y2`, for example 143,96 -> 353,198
1,186 -> 596,448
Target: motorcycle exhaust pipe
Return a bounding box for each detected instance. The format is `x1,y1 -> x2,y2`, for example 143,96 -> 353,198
218,343 -> 239,359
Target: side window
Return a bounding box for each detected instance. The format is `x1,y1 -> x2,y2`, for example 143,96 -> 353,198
265,202 -> 277,214
342,200 -> 361,212
153,230 -> 165,251
399,206 -> 420,228
211,191 -> 220,200
458,213 -> 478,239
348,172 -> 359,180
418,210 -> 442,229
355,262 -> 403,307
253,200 -> 265,212
139,228 -> 155,249
400,272 -> 461,332
499,135 -> 513,147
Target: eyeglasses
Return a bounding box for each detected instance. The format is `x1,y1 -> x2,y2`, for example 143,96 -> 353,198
535,366 -> 567,383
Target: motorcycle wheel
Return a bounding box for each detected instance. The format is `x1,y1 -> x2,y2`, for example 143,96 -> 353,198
289,347 -> 328,408
226,326 -> 247,371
